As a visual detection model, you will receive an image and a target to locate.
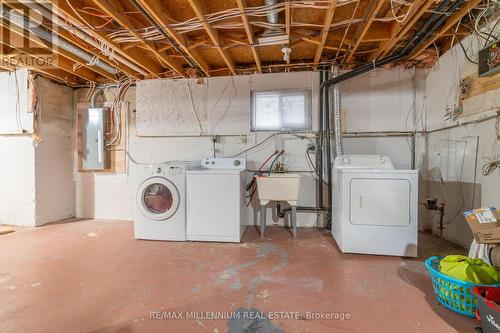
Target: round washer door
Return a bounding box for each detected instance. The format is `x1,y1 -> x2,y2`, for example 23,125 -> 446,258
137,177 -> 180,221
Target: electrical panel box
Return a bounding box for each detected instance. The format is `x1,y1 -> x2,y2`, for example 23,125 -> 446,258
82,107 -> 107,170
478,40 -> 500,77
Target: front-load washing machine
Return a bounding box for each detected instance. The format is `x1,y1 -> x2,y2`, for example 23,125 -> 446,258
133,164 -> 186,241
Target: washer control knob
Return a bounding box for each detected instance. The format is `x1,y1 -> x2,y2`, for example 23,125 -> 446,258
155,167 -> 162,173
233,160 -> 241,167
205,160 -> 210,165
211,161 -> 216,165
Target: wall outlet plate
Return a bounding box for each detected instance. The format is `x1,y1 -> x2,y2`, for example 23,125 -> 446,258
307,143 -> 317,153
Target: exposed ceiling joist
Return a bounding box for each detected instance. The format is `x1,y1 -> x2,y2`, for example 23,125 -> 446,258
314,1 -> 337,65
411,0 -> 484,58
47,0 -> 162,77
285,0 -> 291,37
91,0 -> 185,77
186,0 -> 236,75
0,19 -> 108,82
15,0 -> 136,79
135,0 -> 210,76
0,0 -> 489,81
344,0 -> 385,63
371,0 -> 431,60
236,0 -> 261,73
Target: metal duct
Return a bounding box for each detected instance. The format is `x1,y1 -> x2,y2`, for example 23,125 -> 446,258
265,0 -> 279,24
262,0 -> 281,36
332,66 -> 344,156
1,8 -> 118,75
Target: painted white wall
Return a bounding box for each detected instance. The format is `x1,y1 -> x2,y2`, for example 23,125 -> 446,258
0,69 -> 36,226
76,70 -> 421,229
0,69 -> 32,133
0,136 -> 36,226
421,30 -> 500,248
0,71 -> 76,227
34,77 -> 75,226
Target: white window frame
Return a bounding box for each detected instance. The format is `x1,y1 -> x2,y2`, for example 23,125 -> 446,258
251,89 -> 311,132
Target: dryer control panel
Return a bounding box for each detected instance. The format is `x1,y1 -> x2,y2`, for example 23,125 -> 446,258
201,158 -> 246,170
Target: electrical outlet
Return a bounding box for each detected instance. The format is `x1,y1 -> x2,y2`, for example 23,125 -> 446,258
307,143 -> 317,153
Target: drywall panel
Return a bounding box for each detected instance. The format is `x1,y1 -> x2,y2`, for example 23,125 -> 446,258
34,77 -> 75,226
0,69 -> 32,133
0,136 -> 36,226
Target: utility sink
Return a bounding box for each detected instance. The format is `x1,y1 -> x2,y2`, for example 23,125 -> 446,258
256,173 -> 302,204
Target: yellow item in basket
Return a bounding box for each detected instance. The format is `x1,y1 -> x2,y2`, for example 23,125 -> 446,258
439,255 -> 500,285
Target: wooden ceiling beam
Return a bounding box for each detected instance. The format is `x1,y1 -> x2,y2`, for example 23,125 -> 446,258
12,0 -> 139,79
0,20 -> 107,82
371,0 -> 430,60
47,0 -> 162,77
135,0 -> 210,76
1,42 -> 98,82
285,0 -> 291,36
186,0 -> 236,75
300,37 -> 348,52
236,0 -> 261,73
344,0 -> 385,63
91,0 -> 185,77
313,0 -> 337,65
30,68 -> 82,86
410,0 -> 483,58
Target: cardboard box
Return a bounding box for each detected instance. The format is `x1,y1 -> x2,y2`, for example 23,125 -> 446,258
464,208 -> 500,244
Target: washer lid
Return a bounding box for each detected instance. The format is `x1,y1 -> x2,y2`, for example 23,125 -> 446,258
137,177 -> 180,221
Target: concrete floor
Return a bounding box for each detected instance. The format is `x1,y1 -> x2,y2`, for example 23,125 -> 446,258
0,220 -> 476,333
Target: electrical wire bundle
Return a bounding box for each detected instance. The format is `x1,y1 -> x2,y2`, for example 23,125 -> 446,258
107,27 -> 170,44
83,81 -> 97,103
110,0 -> 353,36
106,76 -> 133,148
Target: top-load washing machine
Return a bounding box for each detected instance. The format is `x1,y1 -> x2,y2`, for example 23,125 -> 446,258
332,155 -> 418,257
186,158 -> 247,242
133,164 -> 186,241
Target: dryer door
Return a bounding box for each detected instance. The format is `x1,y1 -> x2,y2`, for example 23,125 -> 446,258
349,178 -> 410,226
137,177 -> 180,221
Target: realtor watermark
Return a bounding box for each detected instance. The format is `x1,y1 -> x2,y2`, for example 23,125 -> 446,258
0,0 -> 58,69
149,311 -> 351,321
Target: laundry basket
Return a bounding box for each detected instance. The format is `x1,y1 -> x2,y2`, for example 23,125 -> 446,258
425,256 -> 500,317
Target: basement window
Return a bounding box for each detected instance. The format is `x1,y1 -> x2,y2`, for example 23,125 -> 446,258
251,90 -> 311,131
